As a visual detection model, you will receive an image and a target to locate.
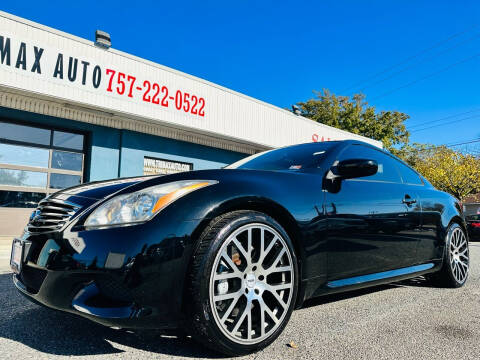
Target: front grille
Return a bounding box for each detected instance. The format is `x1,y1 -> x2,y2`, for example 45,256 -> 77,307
19,265 -> 47,294
27,198 -> 81,233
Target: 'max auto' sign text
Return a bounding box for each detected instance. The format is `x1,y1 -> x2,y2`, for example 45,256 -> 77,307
0,35 -> 102,87
0,35 -> 206,117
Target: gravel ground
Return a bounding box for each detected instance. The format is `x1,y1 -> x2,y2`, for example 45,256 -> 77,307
1,244 -> 479,360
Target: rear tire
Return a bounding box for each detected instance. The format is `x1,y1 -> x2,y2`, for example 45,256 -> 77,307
187,210 -> 298,356
430,222 -> 469,288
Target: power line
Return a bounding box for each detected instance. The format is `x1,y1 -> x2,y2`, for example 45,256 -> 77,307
369,52 -> 480,101
408,108 -> 480,126
410,115 -> 480,132
455,139 -> 480,145
450,143 -> 480,156
421,138 -> 480,151
341,24 -> 478,93
356,33 -> 480,93
445,138 -> 480,147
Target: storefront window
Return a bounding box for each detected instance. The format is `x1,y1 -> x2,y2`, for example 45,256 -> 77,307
0,121 -> 85,208
51,151 -> 83,171
0,122 -> 51,145
0,143 -> 50,168
53,131 -> 84,150
50,173 -> 82,189
0,190 -> 46,208
0,169 -> 48,188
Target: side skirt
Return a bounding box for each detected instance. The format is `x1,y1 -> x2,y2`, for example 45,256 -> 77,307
326,263 -> 435,289
301,261 -> 442,303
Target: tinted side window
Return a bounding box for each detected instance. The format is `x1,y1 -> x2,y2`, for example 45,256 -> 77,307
338,144 -> 402,183
227,142 -> 335,171
396,161 -> 424,185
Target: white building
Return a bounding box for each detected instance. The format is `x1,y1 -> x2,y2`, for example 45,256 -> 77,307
0,11 -> 381,235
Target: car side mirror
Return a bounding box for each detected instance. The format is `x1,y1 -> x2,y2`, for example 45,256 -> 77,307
336,159 -> 378,179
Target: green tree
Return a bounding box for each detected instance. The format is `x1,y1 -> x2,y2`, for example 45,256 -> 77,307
395,142 -> 432,167
297,89 -> 410,153
410,145 -> 480,201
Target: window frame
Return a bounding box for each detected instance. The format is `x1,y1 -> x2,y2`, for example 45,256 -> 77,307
393,157 -> 425,186
226,142 -> 338,172
0,119 -> 86,196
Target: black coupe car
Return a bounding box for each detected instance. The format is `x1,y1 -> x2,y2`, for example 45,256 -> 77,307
11,140 -> 469,355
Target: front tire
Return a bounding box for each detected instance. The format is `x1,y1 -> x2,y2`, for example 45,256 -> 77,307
431,222 -> 469,288
187,210 -> 298,356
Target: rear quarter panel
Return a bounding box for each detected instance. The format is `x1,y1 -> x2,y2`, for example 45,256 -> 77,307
416,187 -> 465,262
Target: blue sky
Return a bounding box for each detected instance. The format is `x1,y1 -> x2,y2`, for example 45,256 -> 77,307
2,1 -> 479,147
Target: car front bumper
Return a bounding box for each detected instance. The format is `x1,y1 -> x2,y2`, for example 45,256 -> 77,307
12,216 -> 203,329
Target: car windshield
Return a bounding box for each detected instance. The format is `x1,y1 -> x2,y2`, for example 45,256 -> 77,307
226,142 -> 336,171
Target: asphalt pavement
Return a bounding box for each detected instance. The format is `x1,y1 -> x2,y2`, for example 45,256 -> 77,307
1,242 -> 479,360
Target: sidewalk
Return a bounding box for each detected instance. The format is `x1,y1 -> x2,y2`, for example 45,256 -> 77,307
0,236 -> 13,273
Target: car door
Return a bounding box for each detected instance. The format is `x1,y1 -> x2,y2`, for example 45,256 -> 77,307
325,144 -> 421,281
393,160 -> 435,263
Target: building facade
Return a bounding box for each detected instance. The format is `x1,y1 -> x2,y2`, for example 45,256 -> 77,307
0,11 -> 381,235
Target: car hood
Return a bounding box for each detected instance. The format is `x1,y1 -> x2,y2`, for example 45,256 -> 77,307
48,168 -> 304,203
51,176 -> 155,200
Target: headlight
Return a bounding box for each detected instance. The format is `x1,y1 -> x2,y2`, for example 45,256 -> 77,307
84,180 -> 217,228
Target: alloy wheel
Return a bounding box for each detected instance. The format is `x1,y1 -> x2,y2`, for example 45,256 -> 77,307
209,223 -> 295,345
449,227 -> 469,284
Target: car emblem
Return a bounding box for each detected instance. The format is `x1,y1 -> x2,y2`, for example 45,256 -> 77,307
246,273 -> 256,288
30,209 -> 41,222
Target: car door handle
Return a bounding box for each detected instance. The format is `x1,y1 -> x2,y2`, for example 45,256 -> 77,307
402,195 -> 417,206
